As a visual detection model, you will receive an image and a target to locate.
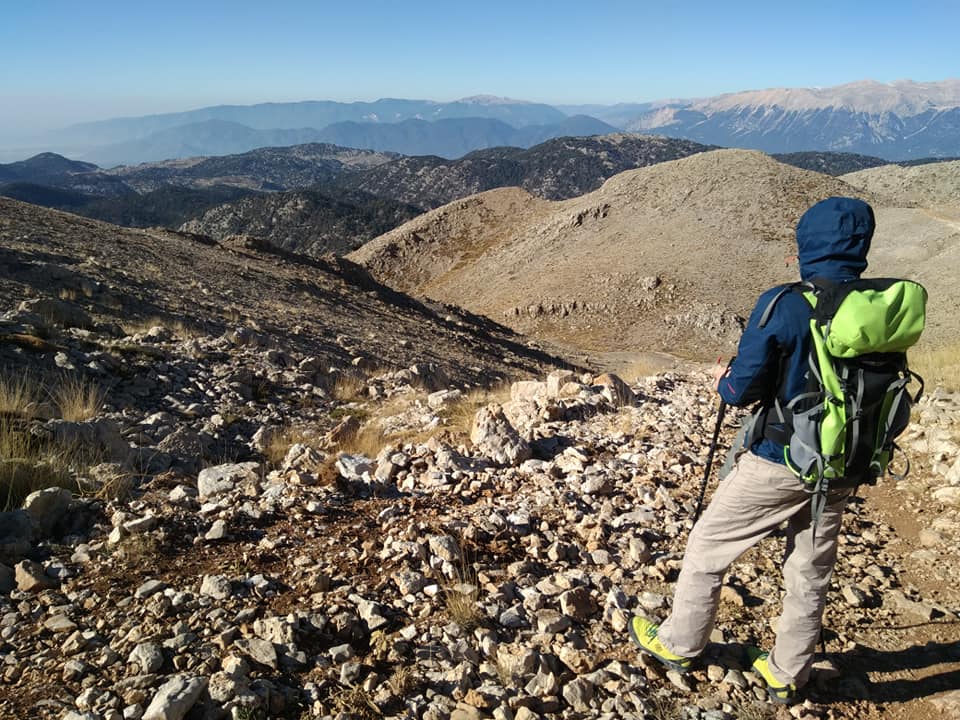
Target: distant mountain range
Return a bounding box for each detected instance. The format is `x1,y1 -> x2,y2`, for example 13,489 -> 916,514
582,79 -> 960,160
83,115 -> 619,166
55,96 -> 568,144
8,79 -> 959,165
1,137 -> 954,255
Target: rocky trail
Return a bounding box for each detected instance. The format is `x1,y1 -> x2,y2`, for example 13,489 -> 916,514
2,344 -> 958,719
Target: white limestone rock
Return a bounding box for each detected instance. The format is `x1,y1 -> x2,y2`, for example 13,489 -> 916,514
142,675 -> 207,720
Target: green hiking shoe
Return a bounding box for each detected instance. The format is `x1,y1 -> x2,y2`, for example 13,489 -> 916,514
748,648 -> 798,705
628,616 -> 693,673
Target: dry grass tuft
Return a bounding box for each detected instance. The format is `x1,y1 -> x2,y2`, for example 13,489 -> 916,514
52,374 -> 105,421
0,372 -> 41,418
263,424 -> 320,466
330,372 -> 368,403
328,685 -> 380,720
0,418 -> 78,510
443,559 -> 484,631
0,371 -> 109,508
733,701 -> 776,720
603,407 -> 640,437
615,355 -> 673,383
911,343 -> 960,392
440,383 -> 512,438
92,467 -> 135,502
444,582 -> 483,630
335,423 -> 388,458
109,342 -> 167,359
122,316 -> 200,339
647,693 -> 682,720
387,664 -> 419,698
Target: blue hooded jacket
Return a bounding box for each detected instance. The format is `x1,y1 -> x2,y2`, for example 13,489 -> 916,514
717,196 -> 875,463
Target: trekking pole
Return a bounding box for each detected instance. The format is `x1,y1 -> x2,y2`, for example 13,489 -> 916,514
692,398 -> 727,524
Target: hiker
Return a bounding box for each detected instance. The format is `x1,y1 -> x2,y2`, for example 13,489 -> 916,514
630,197 -> 901,704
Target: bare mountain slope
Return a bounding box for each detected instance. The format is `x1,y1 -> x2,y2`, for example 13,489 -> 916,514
178,188 -> 423,255
351,149 -> 958,356
841,159 -> 960,207
0,198 -> 567,385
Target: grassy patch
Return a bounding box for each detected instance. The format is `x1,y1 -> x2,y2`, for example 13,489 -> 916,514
0,418 -> 80,510
0,372 -> 41,417
263,424 -> 321,466
330,372 -> 368,403
439,384 -> 512,439
335,423 -> 387,458
911,343 -> 960,392
52,374 -> 105,421
329,406 -> 370,423
615,355 -> 673,382
121,316 -> 200,339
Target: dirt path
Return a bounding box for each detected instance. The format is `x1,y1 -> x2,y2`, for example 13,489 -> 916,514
794,477 -> 960,720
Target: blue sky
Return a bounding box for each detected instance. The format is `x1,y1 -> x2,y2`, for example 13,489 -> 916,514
1,0 -> 957,135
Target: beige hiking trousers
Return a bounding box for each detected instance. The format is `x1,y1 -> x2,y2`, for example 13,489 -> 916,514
657,451 -> 851,687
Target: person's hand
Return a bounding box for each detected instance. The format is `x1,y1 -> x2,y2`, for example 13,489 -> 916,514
712,359 -> 729,389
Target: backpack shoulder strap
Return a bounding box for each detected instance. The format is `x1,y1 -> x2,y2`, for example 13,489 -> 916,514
758,281 -> 820,329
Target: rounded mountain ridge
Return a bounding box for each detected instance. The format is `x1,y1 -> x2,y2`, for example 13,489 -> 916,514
350,148 -> 956,357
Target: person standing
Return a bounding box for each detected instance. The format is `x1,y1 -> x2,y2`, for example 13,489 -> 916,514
629,197 -> 879,704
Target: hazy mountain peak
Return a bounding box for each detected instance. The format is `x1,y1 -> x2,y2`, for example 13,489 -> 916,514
696,78 -> 960,114
456,95 -> 532,105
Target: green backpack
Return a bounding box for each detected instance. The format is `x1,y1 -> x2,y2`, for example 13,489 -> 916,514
755,278 -> 926,507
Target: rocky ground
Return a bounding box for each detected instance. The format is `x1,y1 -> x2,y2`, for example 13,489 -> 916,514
0,197 -> 564,387
2,345 -> 958,719
841,160 -> 960,208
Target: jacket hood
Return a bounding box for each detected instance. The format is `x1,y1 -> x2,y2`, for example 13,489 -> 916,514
796,197 -> 874,281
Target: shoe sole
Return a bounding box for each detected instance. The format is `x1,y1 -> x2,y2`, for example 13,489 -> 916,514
628,621 -> 692,674
765,687 -> 798,705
